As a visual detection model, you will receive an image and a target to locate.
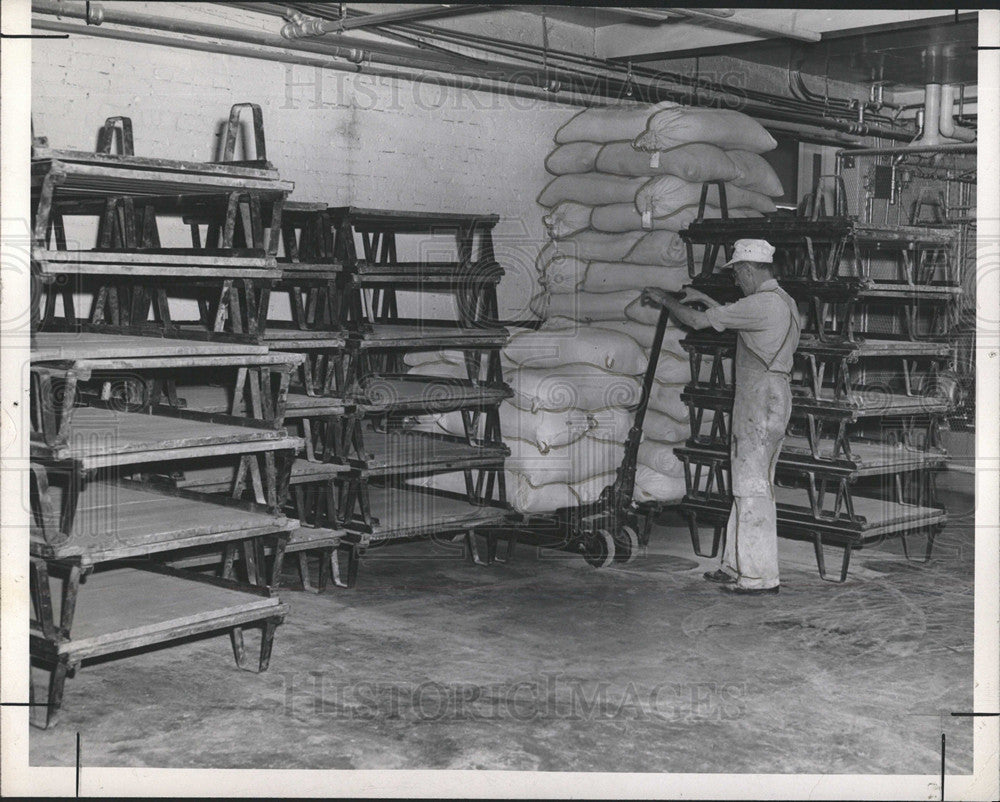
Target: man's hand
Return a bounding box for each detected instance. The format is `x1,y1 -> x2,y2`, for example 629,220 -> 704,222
677,286 -> 717,308
677,285 -> 725,310
641,287 -> 672,308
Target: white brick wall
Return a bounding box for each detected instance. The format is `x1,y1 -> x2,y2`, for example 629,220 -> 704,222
33,23 -> 576,319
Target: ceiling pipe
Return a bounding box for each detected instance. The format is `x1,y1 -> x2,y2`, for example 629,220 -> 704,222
939,84 -> 977,142
281,4 -> 492,39
31,1 -> 909,141
31,0 -> 483,70
912,83 -> 944,146
838,142 -> 975,158
30,19 -> 604,108
611,7 -> 821,43
374,9 -> 903,126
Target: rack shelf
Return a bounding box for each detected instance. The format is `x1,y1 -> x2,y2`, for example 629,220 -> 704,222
352,374 -> 512,414
31,406 -> 302,468
30,562 -> 287,728
338,428 -> 508,477
341,485 -> 509,545
31,478 -> 294,563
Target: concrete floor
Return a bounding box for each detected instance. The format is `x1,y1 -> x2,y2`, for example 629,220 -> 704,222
30,474 -> 974,774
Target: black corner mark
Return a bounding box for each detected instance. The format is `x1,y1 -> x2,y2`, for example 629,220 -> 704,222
940,732 -> 945,802
76,731 -> 81,798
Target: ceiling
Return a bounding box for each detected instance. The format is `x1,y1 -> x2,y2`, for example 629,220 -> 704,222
625,12 -> 980,88
409,6 -> 981,89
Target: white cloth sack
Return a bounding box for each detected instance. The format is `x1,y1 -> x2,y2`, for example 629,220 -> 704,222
652,352 -> 692,384
635,175 -> 777,216
590,318 -> 687,355
624,230 -> 689,265
508,435 -> 621,486
554,100 -> 678,144
634,107 -> 777,154
538,173 -> 646,208
402,349 -> 468,368
508,363 -> 641,413
406,361 -> 469,379
634,465 -> 686,503
545,141 -> 601,175
541,257 -> 687,295
543,201 -> 592,239
727,150 -> 784,197
504,322 -> 647,374
648,382 -> 689,421
534,289 -> 640,323
637,438 -> 685,478
595,141 -> 740,182
586,406 -> 633,443
642,407 -> 690,443
590,202 -> 762,233
541,230 -> 644,263
577,261 -> 689,295
499,403 -> 591,452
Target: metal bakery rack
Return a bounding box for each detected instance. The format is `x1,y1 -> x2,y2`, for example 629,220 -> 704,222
28,332 -> 303,728
32,104 -> 291,343
674,182 -> 958,581
328,207 -> 514,587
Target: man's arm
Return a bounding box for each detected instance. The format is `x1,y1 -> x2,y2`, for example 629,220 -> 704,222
641,288 -> 712,330
661,295 -> 712,329
679,286 -> 722,309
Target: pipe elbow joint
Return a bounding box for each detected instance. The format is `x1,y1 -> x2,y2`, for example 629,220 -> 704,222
86,2 -> 104,25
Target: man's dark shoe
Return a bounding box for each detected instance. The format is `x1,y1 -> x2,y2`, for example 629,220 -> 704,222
703,569 -> 737,584
720,584 -> 780,596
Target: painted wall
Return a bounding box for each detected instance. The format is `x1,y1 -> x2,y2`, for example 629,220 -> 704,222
31,3 -> 586,321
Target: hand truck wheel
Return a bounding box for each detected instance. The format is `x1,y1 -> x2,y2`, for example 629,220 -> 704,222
581,529 -> 615,569
612,525 -> 640,564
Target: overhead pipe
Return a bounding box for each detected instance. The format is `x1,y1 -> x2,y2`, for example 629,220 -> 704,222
32,1 -> 911,141
912,83 -> 944,146
281,4 -> 492,39
609,7 -> 821,42
268,2 -> 892,125
938,84 -> 977,142
375,9 -> 901,126
31,0 -> 487,70
29,19 -> 607,108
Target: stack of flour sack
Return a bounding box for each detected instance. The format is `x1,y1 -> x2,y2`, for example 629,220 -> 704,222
510,100 -> 785,513
412,100 -> 784,515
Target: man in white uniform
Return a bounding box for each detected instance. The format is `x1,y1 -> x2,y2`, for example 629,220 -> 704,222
643,239 -> 800,596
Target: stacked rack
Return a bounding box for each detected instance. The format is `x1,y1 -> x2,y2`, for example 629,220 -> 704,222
674,185 -> 957,581
172,202 -> 357,590
33,105 -> 290,342
28,106 -> 306,727
328,208 -> 513,585
170,207 -> 516,587
29,334 -> 302,727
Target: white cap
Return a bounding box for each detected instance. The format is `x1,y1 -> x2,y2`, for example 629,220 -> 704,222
722,238 -> 775,267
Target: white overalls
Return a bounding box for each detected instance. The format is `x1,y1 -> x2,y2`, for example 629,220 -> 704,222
705,279 -> 801,590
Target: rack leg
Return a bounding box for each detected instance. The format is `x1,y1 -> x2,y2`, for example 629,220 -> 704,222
297,551 -> 314,592
900,528 -> 937,564
812,534 -> 854,583
340,544 -> 361,588
687,512 -> 723,558
465,531 -> 486,565
30,660 -> 70,730
329,545 -> 347,588
258,618 -> 278,673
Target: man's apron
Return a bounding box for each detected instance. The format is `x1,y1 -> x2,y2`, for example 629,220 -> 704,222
721,288 -> 800,588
